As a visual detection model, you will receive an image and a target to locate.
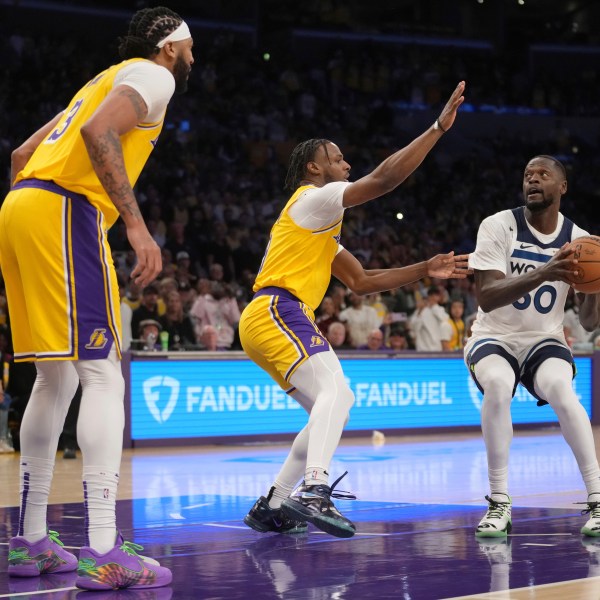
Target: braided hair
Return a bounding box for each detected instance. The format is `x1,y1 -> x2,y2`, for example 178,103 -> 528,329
284,138 -> 331,192
118,6 -> 183,60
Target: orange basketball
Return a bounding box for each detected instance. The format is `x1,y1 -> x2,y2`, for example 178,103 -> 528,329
566,235 -> 600,293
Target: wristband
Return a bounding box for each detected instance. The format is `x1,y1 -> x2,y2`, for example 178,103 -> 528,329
434,118 -> 447,133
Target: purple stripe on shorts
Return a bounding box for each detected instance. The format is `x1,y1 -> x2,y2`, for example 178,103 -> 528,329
268,295 -> 330,381
64,199 -> 76,356
254,286 -> 301,302
69,197 -> 115,360
12,178 -> 88,202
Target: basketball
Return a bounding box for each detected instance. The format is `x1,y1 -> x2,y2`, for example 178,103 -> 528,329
566,235 -> 600,293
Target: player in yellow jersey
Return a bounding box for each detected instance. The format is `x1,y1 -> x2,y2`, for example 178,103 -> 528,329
242,81 -> 470,538
0,7 -> 193,590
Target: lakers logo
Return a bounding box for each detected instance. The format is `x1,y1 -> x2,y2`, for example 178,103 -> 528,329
85,328 -> 108,350
310,335 -> 325,347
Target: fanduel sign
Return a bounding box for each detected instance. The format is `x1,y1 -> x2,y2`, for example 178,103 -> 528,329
129,357 -> 593,440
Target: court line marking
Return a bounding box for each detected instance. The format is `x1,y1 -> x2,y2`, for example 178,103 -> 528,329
0,586 -> 77,598
508,532 -> 575,537
443,574 -> 600,600
520,543 -> 556,546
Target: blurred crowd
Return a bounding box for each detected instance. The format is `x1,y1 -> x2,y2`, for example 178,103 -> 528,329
1,17 -> 600,451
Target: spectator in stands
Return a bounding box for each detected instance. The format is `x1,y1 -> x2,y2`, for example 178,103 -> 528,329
175,250 -> 198,288
190,281 -> 241,350
339,291 -> 382,348
357,329 -> 385,351
131,285 -> 161,340
198,325 -> 219,351
315,296 -> 340,337
159,290 -> 196,350
326,321 -> 352,350
410,285 -> 449,351
137,319 -> 162,351
329,283 -> 348,316
443,299 -> 466,351
386,323 -> 411,351
178,280 -> 197,314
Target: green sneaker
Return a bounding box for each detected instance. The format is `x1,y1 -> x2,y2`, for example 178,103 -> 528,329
475,494 -> 512,538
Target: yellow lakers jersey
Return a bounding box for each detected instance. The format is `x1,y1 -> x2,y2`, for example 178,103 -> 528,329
254,185 -> 343,310
16,58 -> 165,228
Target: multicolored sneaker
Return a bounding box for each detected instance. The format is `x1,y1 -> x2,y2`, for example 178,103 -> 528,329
579,497 -> 600,537
76,533 -> 172,591
8,530 -> 78,577
244,496 -> 308,535
475,494 -> 512,538
281,472 -> 356,539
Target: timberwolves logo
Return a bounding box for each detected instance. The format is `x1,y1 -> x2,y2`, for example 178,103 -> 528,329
143,376 -> 180,424
310,335 -> 325,348
85,328 -> 109,350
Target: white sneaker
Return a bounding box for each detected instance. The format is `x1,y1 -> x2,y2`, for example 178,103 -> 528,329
581,496 -> 600,537
476,494 -> 512,538
0,439 -> 15,453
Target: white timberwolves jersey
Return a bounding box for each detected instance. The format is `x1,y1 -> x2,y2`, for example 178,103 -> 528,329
469,207 -> 588,338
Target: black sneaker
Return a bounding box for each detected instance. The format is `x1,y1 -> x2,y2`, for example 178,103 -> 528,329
281,472 -> 356,538
244,496 -> 308,535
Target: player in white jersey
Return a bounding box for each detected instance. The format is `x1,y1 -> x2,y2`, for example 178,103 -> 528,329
465,155 -> 600,538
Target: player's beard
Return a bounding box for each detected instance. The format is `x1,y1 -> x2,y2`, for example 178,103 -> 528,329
525,194 -> 554,212
173,55 -> 190,94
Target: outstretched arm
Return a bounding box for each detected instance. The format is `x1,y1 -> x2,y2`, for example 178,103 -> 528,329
81,85 -> 161,287
331,248 -> 471,296
11,112 -> 64,185
342,81 -> 465,208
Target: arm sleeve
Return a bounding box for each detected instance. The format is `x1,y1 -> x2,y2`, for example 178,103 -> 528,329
114,62 -> 176,123
288,181 -> 349,230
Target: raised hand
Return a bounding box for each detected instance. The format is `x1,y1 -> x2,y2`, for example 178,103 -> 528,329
426,251 -> 472,279
436,81 -> 466,133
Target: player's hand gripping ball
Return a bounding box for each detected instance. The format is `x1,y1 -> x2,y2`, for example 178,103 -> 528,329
566,235 -> 600,293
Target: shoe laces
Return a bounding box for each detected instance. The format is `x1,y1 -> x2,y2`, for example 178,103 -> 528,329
119,540 -> 145,557
329,471 -> 357,501
47,530 -> 65,547
578,501 -> 600,519
483,495 -> 510,519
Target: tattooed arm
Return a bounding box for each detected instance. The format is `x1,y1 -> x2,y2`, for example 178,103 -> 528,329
80,85 -> 161,286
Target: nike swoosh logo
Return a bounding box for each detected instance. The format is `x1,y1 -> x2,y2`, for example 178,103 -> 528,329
519,243 -> 534,249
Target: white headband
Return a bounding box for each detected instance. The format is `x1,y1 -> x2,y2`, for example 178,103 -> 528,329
156,21 -> 191,48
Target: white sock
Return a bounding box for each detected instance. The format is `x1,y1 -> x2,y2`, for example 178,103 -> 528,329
305,467 -> 329,486
489,466 -> 509,501
267,483 -> 295,509
83,467 -> 119,553
18,456 -> 55,542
